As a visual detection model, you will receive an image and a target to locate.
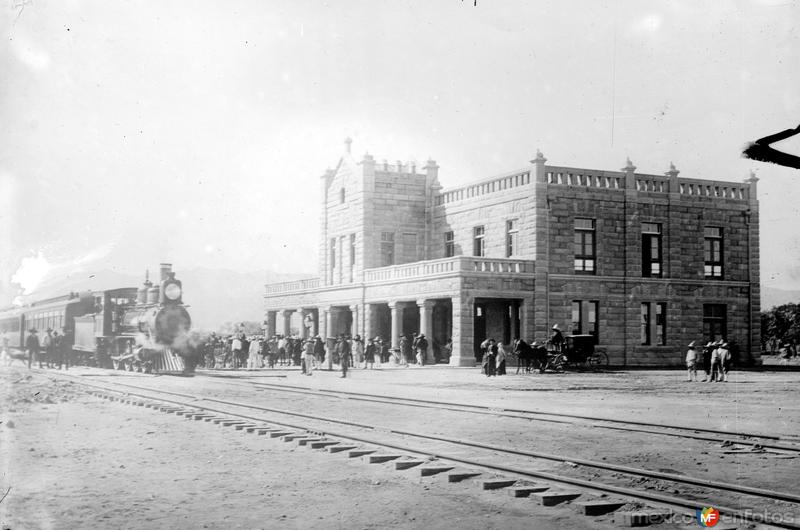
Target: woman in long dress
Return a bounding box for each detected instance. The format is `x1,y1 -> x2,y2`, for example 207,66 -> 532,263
247,337 -> 261,370
496,342 -> 507,375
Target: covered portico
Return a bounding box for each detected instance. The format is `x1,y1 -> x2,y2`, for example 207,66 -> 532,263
264,256 -> 536,367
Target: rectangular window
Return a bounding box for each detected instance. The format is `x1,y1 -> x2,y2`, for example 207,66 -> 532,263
506,219 -> 519,257
641,303 -> 651,345
572,300 -> 600,344
444,231 -> 455,258
571,301 -> 582,336
330,238 -> 336,270
704,227 -> 723,278
642,223 -> 662,277
349,233 -> 356,282
703,304 -> 727,342
380,232 -> 395,267
655,302 -> 666,345
574,218 -> 596,274
473,226 -> 485,257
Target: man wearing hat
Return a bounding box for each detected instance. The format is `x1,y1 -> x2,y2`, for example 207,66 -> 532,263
685,341 -> 699,382
717,342 -> 732,382
550,324 -> 565,352
701,341 -> 714,381
26,328 -> 41,369
709,340 -> 724,382
415,333 -> 428,366
42,328 -> 55,369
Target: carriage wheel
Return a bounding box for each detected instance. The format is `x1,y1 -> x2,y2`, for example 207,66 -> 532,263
549,355 -> 566,373
589,352 -> 609,370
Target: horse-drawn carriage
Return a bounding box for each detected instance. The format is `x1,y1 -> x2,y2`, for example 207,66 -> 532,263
546,334 -> 609,371
516,334 -> 609,373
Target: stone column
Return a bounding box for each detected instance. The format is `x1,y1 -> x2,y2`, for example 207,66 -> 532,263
349,304 -> 359,337
297,308 -> 308,339
364,304 -> 373,341
325,307 -> 334,370
265,311 -> 276,337
449,294 -> 475,367
281,309 -> 293,337
417,299 -> 434,363
389,301 -> 402,351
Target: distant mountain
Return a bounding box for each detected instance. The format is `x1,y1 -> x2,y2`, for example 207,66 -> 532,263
762,286 -> 800,310
177,268 -> 310,330
15,267 -> 311,332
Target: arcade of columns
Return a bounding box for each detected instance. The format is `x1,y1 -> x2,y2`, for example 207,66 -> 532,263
265,299 -> 439,364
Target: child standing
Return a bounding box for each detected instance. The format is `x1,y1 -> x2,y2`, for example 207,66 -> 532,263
685,341 -> 698,381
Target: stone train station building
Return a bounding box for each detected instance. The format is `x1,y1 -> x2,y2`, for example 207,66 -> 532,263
264,140 -> 761,367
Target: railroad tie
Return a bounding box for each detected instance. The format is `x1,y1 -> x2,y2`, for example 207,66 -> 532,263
347,449 -> 376,458
296,437 -> 323,446
447,469 -> 482,483
327,445 -> 358,453
508,485 -> 550,497
235,424 -> 258,431
419,465 -> 455,477
574,500 -> 626,516
267,431 -> 294,438
365,454 -> 403,464
394,459 -> 424,470
309,440 -> 340,450
531,491 -> 583,506
480,478 -> 517,491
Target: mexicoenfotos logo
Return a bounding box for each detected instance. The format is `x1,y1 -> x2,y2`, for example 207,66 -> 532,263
697,507 -> 720,527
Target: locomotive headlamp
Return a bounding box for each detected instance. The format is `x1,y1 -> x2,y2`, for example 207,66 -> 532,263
164,283 -> 182,301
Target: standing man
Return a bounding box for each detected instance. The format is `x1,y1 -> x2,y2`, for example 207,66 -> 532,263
337,334 -> 351,378
399,334 -> 410,366
26,328 -> 41,369
685,341 -> 698,382
550,324 -> 565,352
302,337 -> 315,375
42,328 -> 54,368
415,334 -> 428,366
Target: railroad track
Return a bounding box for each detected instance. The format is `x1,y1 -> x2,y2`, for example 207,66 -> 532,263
196,374 -> 800,454
50,371 -> 800,529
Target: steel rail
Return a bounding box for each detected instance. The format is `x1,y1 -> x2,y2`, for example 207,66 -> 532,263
218,376 -> 784,440
201,376 -> 800,453
68,375 -> 800,530
71,375 -> 800,505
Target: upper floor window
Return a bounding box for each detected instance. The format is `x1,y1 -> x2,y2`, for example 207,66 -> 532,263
444,231 -> 455,258
349,234 -> 356,282
642,223 -> 662,277
574,218 -> 596,274
339,188 -> 345,204
330,238 -> 336,270
380,232 -> 395,267
704,227 -> 723,278
473,226 -> 485,257
506,219 -> 519,257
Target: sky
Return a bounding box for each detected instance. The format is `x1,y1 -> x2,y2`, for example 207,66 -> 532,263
1,0 -> 799,305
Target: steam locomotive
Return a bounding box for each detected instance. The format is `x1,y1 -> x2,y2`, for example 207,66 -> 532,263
0,263 -> 195,375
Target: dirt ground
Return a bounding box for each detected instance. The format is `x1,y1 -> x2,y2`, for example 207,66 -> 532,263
0,366 -> 633,530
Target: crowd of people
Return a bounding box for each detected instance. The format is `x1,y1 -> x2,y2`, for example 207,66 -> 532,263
684,340 -> 734,382
1,328 -> 73,369
198,331 -> 450,378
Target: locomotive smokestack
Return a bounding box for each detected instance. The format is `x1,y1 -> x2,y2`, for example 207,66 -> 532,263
159,263 -> 173,283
